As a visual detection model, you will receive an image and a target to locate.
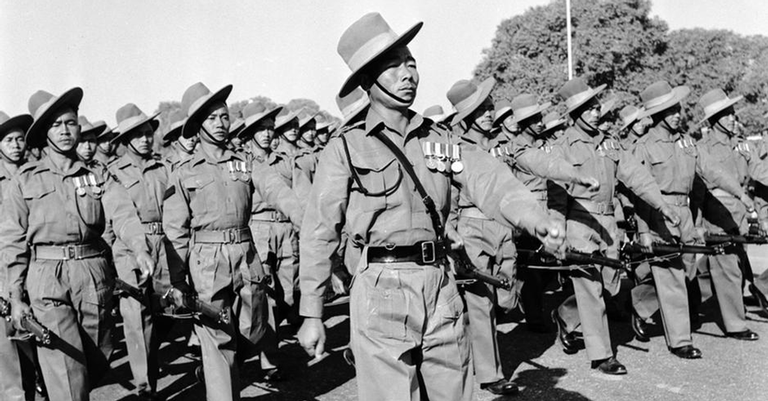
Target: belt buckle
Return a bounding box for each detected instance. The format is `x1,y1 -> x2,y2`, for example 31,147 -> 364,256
227,229 -> 237,243
66,245 -> 77,260
421,241 -> 436,264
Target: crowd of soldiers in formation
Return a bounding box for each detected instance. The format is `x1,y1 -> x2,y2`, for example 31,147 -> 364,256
2,11 -> 768,401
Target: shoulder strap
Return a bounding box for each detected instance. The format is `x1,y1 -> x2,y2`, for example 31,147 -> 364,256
371,130 -> 445,242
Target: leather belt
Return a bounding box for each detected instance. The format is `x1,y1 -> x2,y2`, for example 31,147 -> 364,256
574,200 -> 615,215
34,243 -> 104,261
368,241 -> 445,266
193,228 -> 252,244
460,207 -> 490,220
251,210 -> 290,223
661,193 -> 689,207
143,222 -> 164,235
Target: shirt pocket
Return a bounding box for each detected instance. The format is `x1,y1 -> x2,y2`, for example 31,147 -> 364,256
23,181 -> 56,226
349,153 -> 402,211
183,175 -> 216,214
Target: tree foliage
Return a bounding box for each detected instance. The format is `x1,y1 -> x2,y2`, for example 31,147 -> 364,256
475,0 -> 768,133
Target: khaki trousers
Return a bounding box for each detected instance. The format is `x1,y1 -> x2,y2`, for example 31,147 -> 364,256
350,257 -> 472,401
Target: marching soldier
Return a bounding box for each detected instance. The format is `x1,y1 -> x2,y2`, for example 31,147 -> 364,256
297,13 -> 565,400
0,110 -> 41,401
314,120 -> 333,148
631,81 -> 752,358
550,77 -> 679,374
93,121 -> 118,165
107,103 -> 175,399
161,110 -> 196,171
75,117 -> 108,170
237,101 -> 295,380
274,109 -> 301,157
296,111 -> 317,151
697,88 -> 766,341
0,88 -> 154,401
163,82 -> 304,400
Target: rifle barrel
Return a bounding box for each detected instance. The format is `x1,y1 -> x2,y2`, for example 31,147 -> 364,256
564,250 -> 624,270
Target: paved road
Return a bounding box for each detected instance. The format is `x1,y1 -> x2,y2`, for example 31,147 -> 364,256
77,247 -> 768,400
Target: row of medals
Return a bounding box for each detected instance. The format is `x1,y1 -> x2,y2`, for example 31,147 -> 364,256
227,161 -> 252,182
423,142 -> 463,173
74,174 -> 102,196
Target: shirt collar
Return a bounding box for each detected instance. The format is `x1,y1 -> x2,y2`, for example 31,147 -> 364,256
42,154 -> 89,177
364,107 -> 428,139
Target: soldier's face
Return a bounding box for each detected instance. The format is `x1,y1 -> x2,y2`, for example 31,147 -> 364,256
634,117 -> 651,136
270,135 -> 280,150
300,120 -> 316,143
713,107 -> 736,133
200,102 -> 230,142
576,99 -> 600,131
47,108 -> 80,152
502,116 -> 518,134
367,46 -> 419,107
469,97 -> 494,133
98,137 -> 115,154
254,119 -> 275,149
281,121 -> 299,143
128,123 -> 155,155
524,114 -> 544,136
0,129 -> 26,162
76,132 -> 97,161
178,134 -> 198,151
316,129 -> 329,145
662,104 -> 682,130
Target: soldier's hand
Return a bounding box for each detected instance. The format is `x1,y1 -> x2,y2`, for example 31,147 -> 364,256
534,218 -> 566,255
445,228 -> 464,250
134,251 -> 155,284
740,193 -> 755,213
9,299 -> 31,332
660,205 -> 680,226
578,176 -> 600,192
298,317 -> 326,359
167,287 -> 190,309
639,232 -> 654,248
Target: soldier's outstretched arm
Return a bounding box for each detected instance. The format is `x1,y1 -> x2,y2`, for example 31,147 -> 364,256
617,149 -> 679,225
297,139 -> 349,357
252,161 -> 305,228
695,146 -> 751,206
516,147 -> 599,190
102,176 -> 154,279
453,147 -> 564,250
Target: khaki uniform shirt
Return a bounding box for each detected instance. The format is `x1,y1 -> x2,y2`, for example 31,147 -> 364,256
0,156 -> 148,299
299,109 -> 551,318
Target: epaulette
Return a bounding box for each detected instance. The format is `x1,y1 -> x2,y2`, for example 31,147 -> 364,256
19,160 -> 44,175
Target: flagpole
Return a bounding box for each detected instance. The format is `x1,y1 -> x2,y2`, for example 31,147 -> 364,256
566,0 -> 573,79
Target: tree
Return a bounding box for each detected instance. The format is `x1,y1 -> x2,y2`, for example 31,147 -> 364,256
475,0 -> 668,108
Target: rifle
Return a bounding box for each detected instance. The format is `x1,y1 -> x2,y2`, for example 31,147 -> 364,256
622,242 -> 726,257
517,248 -> 626,271
21,315 -> 52,345
705,233 -> 768,245
0,296 -> 52,344
450,248 -> 513,290
164,289 -> 231,325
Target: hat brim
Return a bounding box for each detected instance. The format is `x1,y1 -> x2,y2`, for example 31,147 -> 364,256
299,112 -> 319,129
26,87 -> 84,149
600,97 -> 618,119
338,21 -> 424,98
511,102 -> 551,125
451,78 -> 495,126
493,107 -> 513,127
81,122 -> 108,138
0,114 -> 33,139
316,121 -> 333,131
698,94 -> 743,125
542,118 -> 567,135
565,84 -> 606,114
182,85 -> 233,138
274,110 -> 301,131
620,109 -> 643,132
638,86 -> 690,120
162,123 -> 184,144
238,106 -> 284,140
112,112 -> 161,144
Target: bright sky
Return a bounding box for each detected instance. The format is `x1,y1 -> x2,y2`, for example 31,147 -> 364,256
1,0 -> 765,126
